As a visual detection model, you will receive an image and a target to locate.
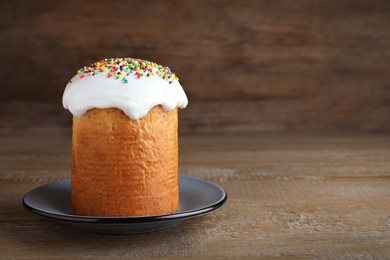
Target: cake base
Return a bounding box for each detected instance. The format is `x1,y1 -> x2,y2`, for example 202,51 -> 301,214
71,106 -> 178,216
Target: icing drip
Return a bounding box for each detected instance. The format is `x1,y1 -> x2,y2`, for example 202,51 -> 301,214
63,58 -> 188,120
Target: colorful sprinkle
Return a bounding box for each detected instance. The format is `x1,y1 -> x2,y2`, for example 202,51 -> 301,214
75,58 -> 179,84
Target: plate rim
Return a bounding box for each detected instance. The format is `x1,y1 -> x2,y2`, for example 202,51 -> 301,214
23,175 -> 227,224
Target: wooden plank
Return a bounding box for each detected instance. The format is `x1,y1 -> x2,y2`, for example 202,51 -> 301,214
1,131 -> 389,258
1,100 -> 390,133
0,0 -> 389,131
1,46 -> 389,101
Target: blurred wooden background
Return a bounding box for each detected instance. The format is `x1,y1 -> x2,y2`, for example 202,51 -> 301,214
1,0 -> 389,133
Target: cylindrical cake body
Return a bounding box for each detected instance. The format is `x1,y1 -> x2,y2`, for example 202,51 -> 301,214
71,106 -> 178,216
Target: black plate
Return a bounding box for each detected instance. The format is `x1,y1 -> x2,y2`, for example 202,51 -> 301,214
23,175 -> 227,234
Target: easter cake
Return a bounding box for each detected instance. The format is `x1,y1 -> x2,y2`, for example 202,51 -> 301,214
62,58 -> 188,216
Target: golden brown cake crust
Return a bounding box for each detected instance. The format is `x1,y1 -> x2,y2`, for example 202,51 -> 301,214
71,106 -> 178,216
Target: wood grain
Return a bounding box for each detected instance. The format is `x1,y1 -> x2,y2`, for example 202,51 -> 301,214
1,99 -> 389,134
1,130 -> 389,258
1,0 -> 389,132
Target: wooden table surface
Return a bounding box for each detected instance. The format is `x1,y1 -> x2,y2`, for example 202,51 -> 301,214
1,129 -> 389,259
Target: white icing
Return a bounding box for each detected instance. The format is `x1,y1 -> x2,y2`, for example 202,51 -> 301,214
62,68 -> 188,120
